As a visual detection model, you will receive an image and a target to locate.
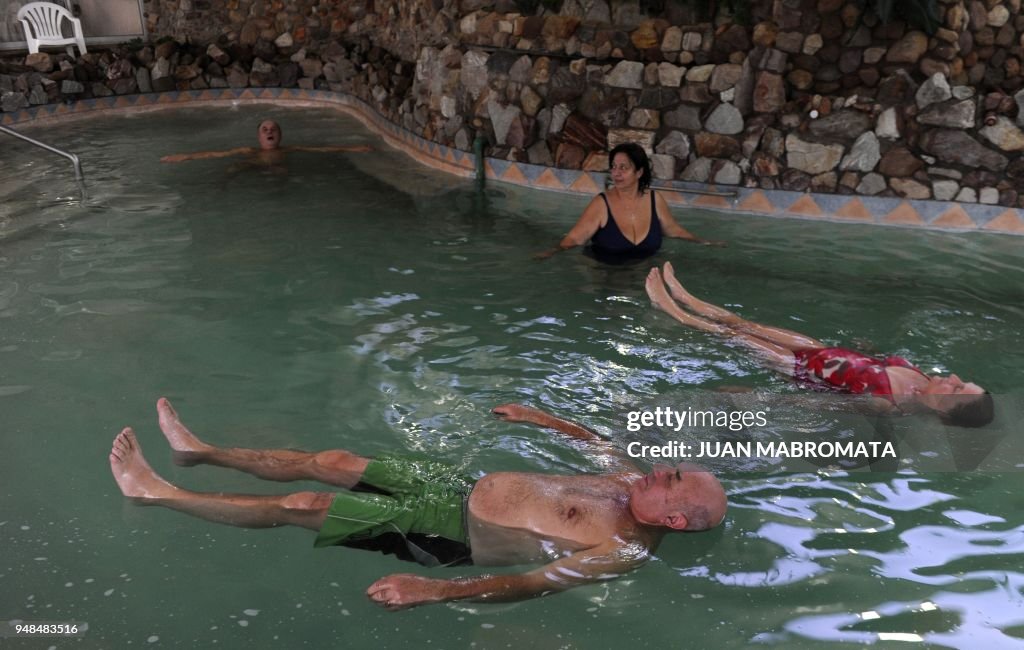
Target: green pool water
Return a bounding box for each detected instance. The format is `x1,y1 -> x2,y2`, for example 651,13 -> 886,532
1,105 -> 1023,648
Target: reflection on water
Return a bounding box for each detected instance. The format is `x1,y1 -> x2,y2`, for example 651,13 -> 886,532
1,105 -> 1023,648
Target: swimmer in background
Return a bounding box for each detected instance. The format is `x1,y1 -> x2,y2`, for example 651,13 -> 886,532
536,143 -> 724,262
110,398 -> 726,611
645,262 -> 994,428
159,119 -> 372,171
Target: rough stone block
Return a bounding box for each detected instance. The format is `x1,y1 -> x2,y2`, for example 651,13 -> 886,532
608,128 -> 656,153
605,61 -> 644,89
655,130 -> 691,158
856,172 -> 887,195
651,153 -> 675,179
704,103 -> 744,135
839,131 -> 880,171
890,177 -> 931,199
932,180 -> 959,200
785,134 -> 844,174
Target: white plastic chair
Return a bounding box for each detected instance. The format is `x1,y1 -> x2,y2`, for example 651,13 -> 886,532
17,1 -> 87,56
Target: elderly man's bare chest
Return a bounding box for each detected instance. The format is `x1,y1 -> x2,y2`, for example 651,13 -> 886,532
467,472 -> 632,543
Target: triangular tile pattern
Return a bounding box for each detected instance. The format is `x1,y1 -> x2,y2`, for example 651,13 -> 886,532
553,168 -> 587,188
882,202 -> 925,225
532,168 -> 566,190
569,173 -> 601,194
960,204 -> 1007,227
985,210 -> 1024,233
486,159 -> 512,179
833,197 -> 874,221
737,190 -> 775,213
692,194 -> 732,209
454,150 -> 473,167
907,199 -> 951,223
787,194 -> 823,216
762,190 -> 808,211
931,205 -> 976,229
811,193 -> 855,216
500,163 -> 529,185
517,163 -> 550,184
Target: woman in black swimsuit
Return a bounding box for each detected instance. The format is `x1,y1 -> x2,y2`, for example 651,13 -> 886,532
538,143 -> 720,262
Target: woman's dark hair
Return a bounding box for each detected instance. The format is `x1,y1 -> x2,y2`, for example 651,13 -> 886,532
942,391 -> 994,428
609,143 -> 652,193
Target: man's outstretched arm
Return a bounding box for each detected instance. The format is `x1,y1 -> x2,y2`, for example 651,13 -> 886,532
493,403 -> 601,440
161,147 -> 256,162
493,403 -> 639,471
366,541 -> 648,611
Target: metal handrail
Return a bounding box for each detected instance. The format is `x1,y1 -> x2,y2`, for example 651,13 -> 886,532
0,124 -> 84,181
650,182 -> 738,198
604,178 -> 738,198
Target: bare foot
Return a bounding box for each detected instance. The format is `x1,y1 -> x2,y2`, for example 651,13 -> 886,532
645,267 -> 671,313
661,261 -> 696,304
157,398 -> 213,466
109,427 -> 177,500
645,267 -> 728,335
662,262 -> 739,324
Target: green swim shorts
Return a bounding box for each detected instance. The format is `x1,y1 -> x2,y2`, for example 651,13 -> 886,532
314,455 -> 475,566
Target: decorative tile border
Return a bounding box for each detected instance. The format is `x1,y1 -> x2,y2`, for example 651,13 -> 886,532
3,88 -> 1023,235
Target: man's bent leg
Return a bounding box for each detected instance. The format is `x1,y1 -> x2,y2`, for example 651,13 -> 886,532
157,398 -> 370,488
110,427 -> 331,531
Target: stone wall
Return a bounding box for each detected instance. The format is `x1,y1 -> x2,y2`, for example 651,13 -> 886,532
140,0 -> 457,61
5,0 -> 1024,208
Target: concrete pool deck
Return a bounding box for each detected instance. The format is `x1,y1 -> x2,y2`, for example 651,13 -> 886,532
4,86 -> 1024,235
